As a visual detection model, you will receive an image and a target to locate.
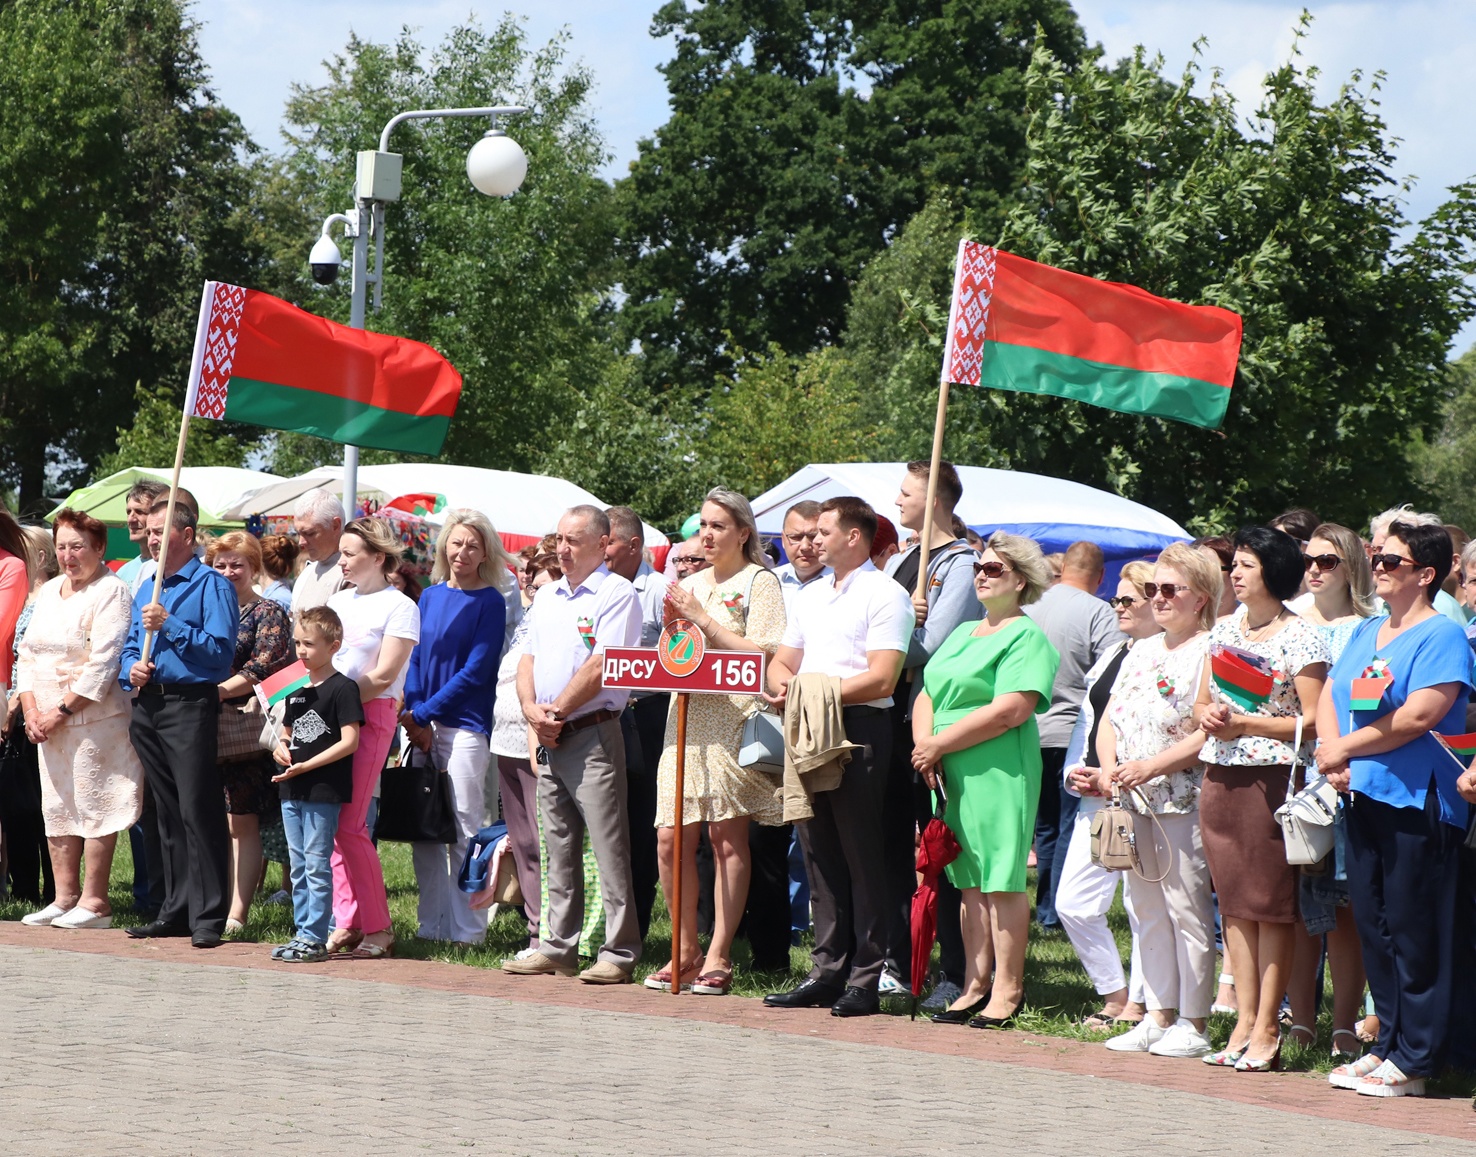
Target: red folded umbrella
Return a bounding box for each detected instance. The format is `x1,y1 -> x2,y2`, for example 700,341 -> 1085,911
911,779 -> 961,1018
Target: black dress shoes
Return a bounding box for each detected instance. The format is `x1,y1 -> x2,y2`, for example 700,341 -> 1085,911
831,986 -> 881,1018
931,994 -> 990,1025
968,1001 -> 1023,1030
125,920 -> 189,940
191,929 -> 223,949
764,978 -> 843,1009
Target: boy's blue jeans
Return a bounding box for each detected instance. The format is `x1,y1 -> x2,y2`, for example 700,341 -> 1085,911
281,799 -> 340,945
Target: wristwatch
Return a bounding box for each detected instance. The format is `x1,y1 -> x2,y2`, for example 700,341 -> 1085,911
58,702 -> 74,716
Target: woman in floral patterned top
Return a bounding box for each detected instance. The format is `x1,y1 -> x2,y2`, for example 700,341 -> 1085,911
654,489 -> 785,996
1095,543 -> 1219,1060
1193,527 -> 1329,1072
208,532 -> 293,933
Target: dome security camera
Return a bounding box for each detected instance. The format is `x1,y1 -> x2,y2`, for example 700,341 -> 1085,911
309,234 -> 343,285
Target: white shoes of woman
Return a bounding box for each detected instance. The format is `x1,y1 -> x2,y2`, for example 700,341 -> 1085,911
51,906 -> 112,929
20,902 -> 73,926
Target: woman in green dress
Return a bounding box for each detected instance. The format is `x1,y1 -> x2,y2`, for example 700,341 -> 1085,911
912,531 -> 1060,1029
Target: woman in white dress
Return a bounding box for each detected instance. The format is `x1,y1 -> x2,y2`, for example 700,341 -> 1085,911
16,509 -> 144,929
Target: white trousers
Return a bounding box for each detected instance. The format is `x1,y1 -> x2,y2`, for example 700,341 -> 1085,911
411,723 -> 492,944
1055,804 -> 1145,1000
1124,810 -> 1215,1019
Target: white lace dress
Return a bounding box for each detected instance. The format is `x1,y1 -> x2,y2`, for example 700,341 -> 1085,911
15,574 -> 145,838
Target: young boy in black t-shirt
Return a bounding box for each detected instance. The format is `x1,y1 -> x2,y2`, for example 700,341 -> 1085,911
270,606 -> 363,962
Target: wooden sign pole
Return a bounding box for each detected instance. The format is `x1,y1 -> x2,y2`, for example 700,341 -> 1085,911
669,692 -> 690,994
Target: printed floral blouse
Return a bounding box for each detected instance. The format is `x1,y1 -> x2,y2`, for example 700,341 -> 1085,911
1105,632 -> 1209,815
1199,606 -> 1330,767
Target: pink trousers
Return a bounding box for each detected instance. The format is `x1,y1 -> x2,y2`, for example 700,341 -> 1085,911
331,697 -> 395,933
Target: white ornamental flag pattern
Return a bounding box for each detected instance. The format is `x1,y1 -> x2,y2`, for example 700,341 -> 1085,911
291,710 -> 331,748
189,281 -> 249,420
943,241 -> 997,387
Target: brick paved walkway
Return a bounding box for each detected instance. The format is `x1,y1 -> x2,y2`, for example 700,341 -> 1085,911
2,925 -> 1474,1155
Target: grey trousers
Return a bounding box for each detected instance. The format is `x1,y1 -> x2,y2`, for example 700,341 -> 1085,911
536,719 -> 641,970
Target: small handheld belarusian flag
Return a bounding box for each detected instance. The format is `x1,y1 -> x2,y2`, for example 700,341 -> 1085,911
1436,732 -> 1476,759
185,282 -> 462,455
1349,678 -> 1392,711
255,661 -> 311,713
1210,649 -> 1274,712
940,242 -> 1243,429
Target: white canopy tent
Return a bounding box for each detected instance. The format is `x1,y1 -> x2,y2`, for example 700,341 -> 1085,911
222,463 -> 670,553
750,462 -> 1189,561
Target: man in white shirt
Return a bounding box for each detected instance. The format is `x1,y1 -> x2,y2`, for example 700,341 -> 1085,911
773,501 -> 831,614
604,505 -> 667,938
115,479 -> 168,595
290,489 -> 346,614
763,497 -> 913,1017
507,505 -> 643,984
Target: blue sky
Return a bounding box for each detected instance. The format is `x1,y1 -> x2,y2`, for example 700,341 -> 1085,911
194,0 -> 1476,354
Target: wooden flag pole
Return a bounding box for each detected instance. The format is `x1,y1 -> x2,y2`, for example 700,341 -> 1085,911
915,239 -> 970,602
141,282 -> 215,665
669,691 -> 690,994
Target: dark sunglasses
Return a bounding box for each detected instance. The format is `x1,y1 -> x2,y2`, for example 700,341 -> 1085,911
1303,553 -> 1342,573
1142,581 -> 1190,599
972,560 -> 1013,578
1107,595 -> 1140,610
1370,553 -> 1419,572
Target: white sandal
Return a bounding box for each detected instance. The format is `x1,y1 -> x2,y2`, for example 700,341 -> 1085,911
1355,1059 -> 1425,1098
1329,1053 -> 1382,1090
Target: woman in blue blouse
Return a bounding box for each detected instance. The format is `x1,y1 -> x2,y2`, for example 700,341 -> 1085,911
1315,521 -> 1471,1098
402,509 -> 510,945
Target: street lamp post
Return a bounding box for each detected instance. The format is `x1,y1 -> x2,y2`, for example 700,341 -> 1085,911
311,105 -> 528,512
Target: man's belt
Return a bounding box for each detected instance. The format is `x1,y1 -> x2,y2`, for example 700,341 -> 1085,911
560,708 -> 621,734
138,682 -> 218,698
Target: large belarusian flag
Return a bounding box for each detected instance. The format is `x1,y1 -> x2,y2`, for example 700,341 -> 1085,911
941,242 -> 1243,429
186,282 -> 462,455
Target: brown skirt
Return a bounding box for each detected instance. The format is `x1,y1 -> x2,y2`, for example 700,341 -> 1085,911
1199,763 -> 1298,924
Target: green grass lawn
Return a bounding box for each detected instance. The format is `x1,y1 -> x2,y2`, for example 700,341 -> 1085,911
6,837 -> 1473,1093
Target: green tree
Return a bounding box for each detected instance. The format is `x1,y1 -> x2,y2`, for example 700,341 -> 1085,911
850,29 -> 1476,529
1410,346 -> 1476,530
614,1 -> 1085,395
96,381 -> 261,477
257,19 -> 616,478
0,0 -> 262,510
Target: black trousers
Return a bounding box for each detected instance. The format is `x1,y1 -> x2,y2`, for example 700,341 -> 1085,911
881,697 -> 917,981
742,821 -> 795,971
798,708 -> 891,991
1345,787 -> 1462,1078
0,732 -> 53,905
624,696 -> 668,940
129,686 -> 230,935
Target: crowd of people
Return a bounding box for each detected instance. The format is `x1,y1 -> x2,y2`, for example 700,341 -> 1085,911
3,466 -> 1476,1100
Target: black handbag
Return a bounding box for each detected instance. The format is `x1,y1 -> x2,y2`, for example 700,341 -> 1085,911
374,746 -> 459,844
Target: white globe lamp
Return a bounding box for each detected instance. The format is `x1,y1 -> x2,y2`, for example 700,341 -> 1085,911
466,130 -> 528,197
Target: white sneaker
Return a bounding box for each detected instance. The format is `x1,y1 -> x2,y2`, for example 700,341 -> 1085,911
1105,1018 -> 1168,1052
1149,1019 -> 1213,1058
50,905 -> 112,930
20,902 -> 73,927
878,968 -> 907,996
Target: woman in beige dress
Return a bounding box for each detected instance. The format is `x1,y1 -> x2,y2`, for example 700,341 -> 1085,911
16,508 -> 145,929
651,488 -> 785,995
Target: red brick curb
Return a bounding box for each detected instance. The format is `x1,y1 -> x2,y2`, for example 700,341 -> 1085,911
5,921 -> 1473,1143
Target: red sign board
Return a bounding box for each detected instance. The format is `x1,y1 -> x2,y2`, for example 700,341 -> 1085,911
602,647 -> 766,695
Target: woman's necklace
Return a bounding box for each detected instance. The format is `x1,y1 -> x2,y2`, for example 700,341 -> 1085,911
1242,607 -> 1285,642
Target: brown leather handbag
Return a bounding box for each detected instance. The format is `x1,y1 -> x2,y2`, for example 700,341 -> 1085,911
1089,786 -> 1167,882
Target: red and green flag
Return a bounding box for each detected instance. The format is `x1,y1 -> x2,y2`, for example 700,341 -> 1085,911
186,282 -> 462,455
1210,648 -> 1274,712
941,242 -> 1243,429
1437,732 -> 1476,758
255,661 -> 310,712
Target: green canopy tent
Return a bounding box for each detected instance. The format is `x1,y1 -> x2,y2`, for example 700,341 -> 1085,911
47,467 -> 283,561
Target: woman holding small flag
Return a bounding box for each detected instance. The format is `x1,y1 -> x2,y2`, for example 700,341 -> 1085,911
1315,521 -> 1471,1098
1192,526 -> 1329,1071
326,518 -> 421,958
208,531 -> 294,934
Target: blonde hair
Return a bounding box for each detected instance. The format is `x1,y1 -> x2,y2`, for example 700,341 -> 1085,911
22,524 -> 57,582
1157,542 -> 1223,631
1119,559 -> 1156,593
432,508 -> 517,599
703,487 -> 770,570
205,530 -> 264,579
343,516 -> 403,576
985,531 -> 1052,606
1311,523 -> 1376,618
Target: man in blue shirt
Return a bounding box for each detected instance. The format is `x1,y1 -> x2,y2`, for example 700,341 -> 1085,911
120,498 -> 237,948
